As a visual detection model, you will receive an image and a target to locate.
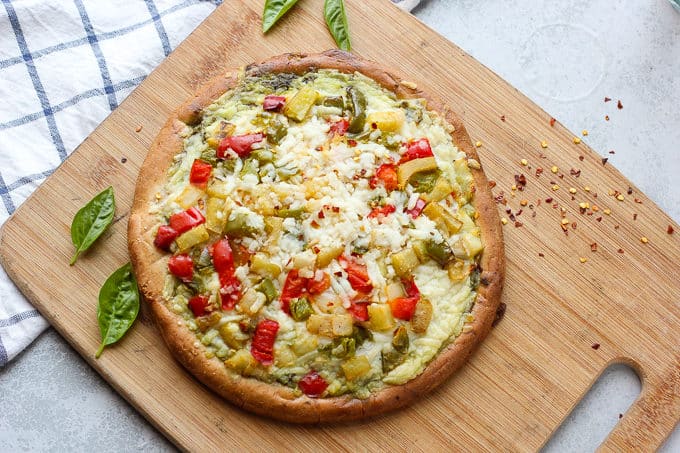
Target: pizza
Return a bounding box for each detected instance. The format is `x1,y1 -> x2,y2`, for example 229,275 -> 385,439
128,50 -> 504,422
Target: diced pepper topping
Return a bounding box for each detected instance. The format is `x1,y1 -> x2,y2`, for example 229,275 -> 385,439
154,225 -> 178,250
388,277 -> 421,320
217,133 -> 265,158
262,95 -> 286,112
280,269 -> 308,314
405,198 -> 426,218
329,119 -> 349,136
339,255 -> 373,293
298,370 -> 328,398
399,138 -> 434,164
187,295 -> 210,317
189,159 -> 212,186
388,296 -> 419,321
251,319 -> 279,365
211,239 -> 241,310
307,272 -> 331,295
169,207 -> 205,235
369,163 -> 398,191
167,254 -> 193,282
368,204 -> 396,219
348,299 -> 370,322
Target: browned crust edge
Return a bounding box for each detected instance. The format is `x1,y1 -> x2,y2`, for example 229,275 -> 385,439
128,50 -> 505,423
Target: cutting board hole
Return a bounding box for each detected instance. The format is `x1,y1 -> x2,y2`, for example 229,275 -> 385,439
542,363 -> 640,452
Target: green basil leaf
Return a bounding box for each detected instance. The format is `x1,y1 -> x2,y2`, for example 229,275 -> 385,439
262,0 -> 301,33
324,0 -> 351,51
70,186 -> 115,265
95,262 -> 140,358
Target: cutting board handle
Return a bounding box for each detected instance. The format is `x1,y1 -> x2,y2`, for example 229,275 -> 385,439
598,358 -> 680,451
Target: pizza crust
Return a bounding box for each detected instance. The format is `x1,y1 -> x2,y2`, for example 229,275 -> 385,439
128,50 -> 505,423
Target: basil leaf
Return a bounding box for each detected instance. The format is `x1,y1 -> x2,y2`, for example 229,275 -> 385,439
96,263 -> 140,358
324,0 -> 351,51
262,0 -> 301,33
70,186 -> 115,265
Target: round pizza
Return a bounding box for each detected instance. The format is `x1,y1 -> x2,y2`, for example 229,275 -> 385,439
128,50 -> 504,423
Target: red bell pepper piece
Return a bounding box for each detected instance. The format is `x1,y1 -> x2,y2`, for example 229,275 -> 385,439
348,299 -> 370,322
388,277 -> 421,320
217,133 -> 265,158
211,239 -> 241,310
263,95 -> 286,112
280,269 -> 308,314
329,119 -> 349,136
307,272 -> 331,295
251,319 -> 279,365
369,163 -> 398,191
367,204 -> 396,219
168,254 -> 193,282
188,295 -> 210,317
154,225 -> 178,250
405,198 -> 426,218
298,370 -> 328,398
189,159 -> 212,186
338,255 -> 373,293
399,138 -> 434,164
169,207 -> 205,235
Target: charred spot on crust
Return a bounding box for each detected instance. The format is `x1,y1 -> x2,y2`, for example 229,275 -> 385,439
492,302 -> 506,327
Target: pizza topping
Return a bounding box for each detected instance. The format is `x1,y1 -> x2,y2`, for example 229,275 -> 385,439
168,254 -> 193,282
189,159 -> 212,187
251,319 -> 279,365
188,295 -> 211,317
298,370 -> 329,398
169,207 -> 205,235
154,225 -> 178,250
329,118 -> 350,136
399,138 -> 434,164
262,95 -> 286,112
369,163 -> 398,191
217,133 -> 264,158
155,69 -> 485,395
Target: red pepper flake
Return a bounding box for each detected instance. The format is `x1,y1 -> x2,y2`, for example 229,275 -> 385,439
310,220 -> 320,228
634,198 -> 642,204
591,343 -> 600,350
619,413 -> 623,419
514,221 -> 523,228
331,206 -> 340,213
614,225 -> 620,230
627,187 -> 633,195
549,117 -> 556,127
590,243 -> 598,252
494,192 -> 507,205
120,157 -> 127,163
605,115 -> 610,121
317,210 -> 325,219
668,225 -> 674,234
312,246 -> 320,254
545,197 -> 553,203
604,97 -> 611,102
488,180 -> 497,188
633,213 -> 638,221
578,155 -> 584,161
135,125 -> 143,133
601,157 -> 608,166
617,100 -> 623,109
596,217 -> 603,222
570,168 -> 581,177
500,115 -> 506,122
514,174 -> 527,191
571,222 -> 577,230
538,252 -> 545,257
618,248 -> 624,254
535,167 -> 544,177
348,139 -> 357,147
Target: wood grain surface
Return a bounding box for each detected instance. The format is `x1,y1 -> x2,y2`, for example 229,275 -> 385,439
1,1 -> 678,451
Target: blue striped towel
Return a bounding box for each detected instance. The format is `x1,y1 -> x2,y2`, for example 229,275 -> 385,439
0,0 -> 420,366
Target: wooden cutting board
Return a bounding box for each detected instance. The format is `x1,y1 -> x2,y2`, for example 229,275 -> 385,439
1,1 -> 678,450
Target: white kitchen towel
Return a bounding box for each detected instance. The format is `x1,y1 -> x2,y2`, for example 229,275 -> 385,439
0,0 -> 420,366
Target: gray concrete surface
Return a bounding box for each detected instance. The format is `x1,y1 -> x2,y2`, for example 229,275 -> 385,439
1,0 -> 679,451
